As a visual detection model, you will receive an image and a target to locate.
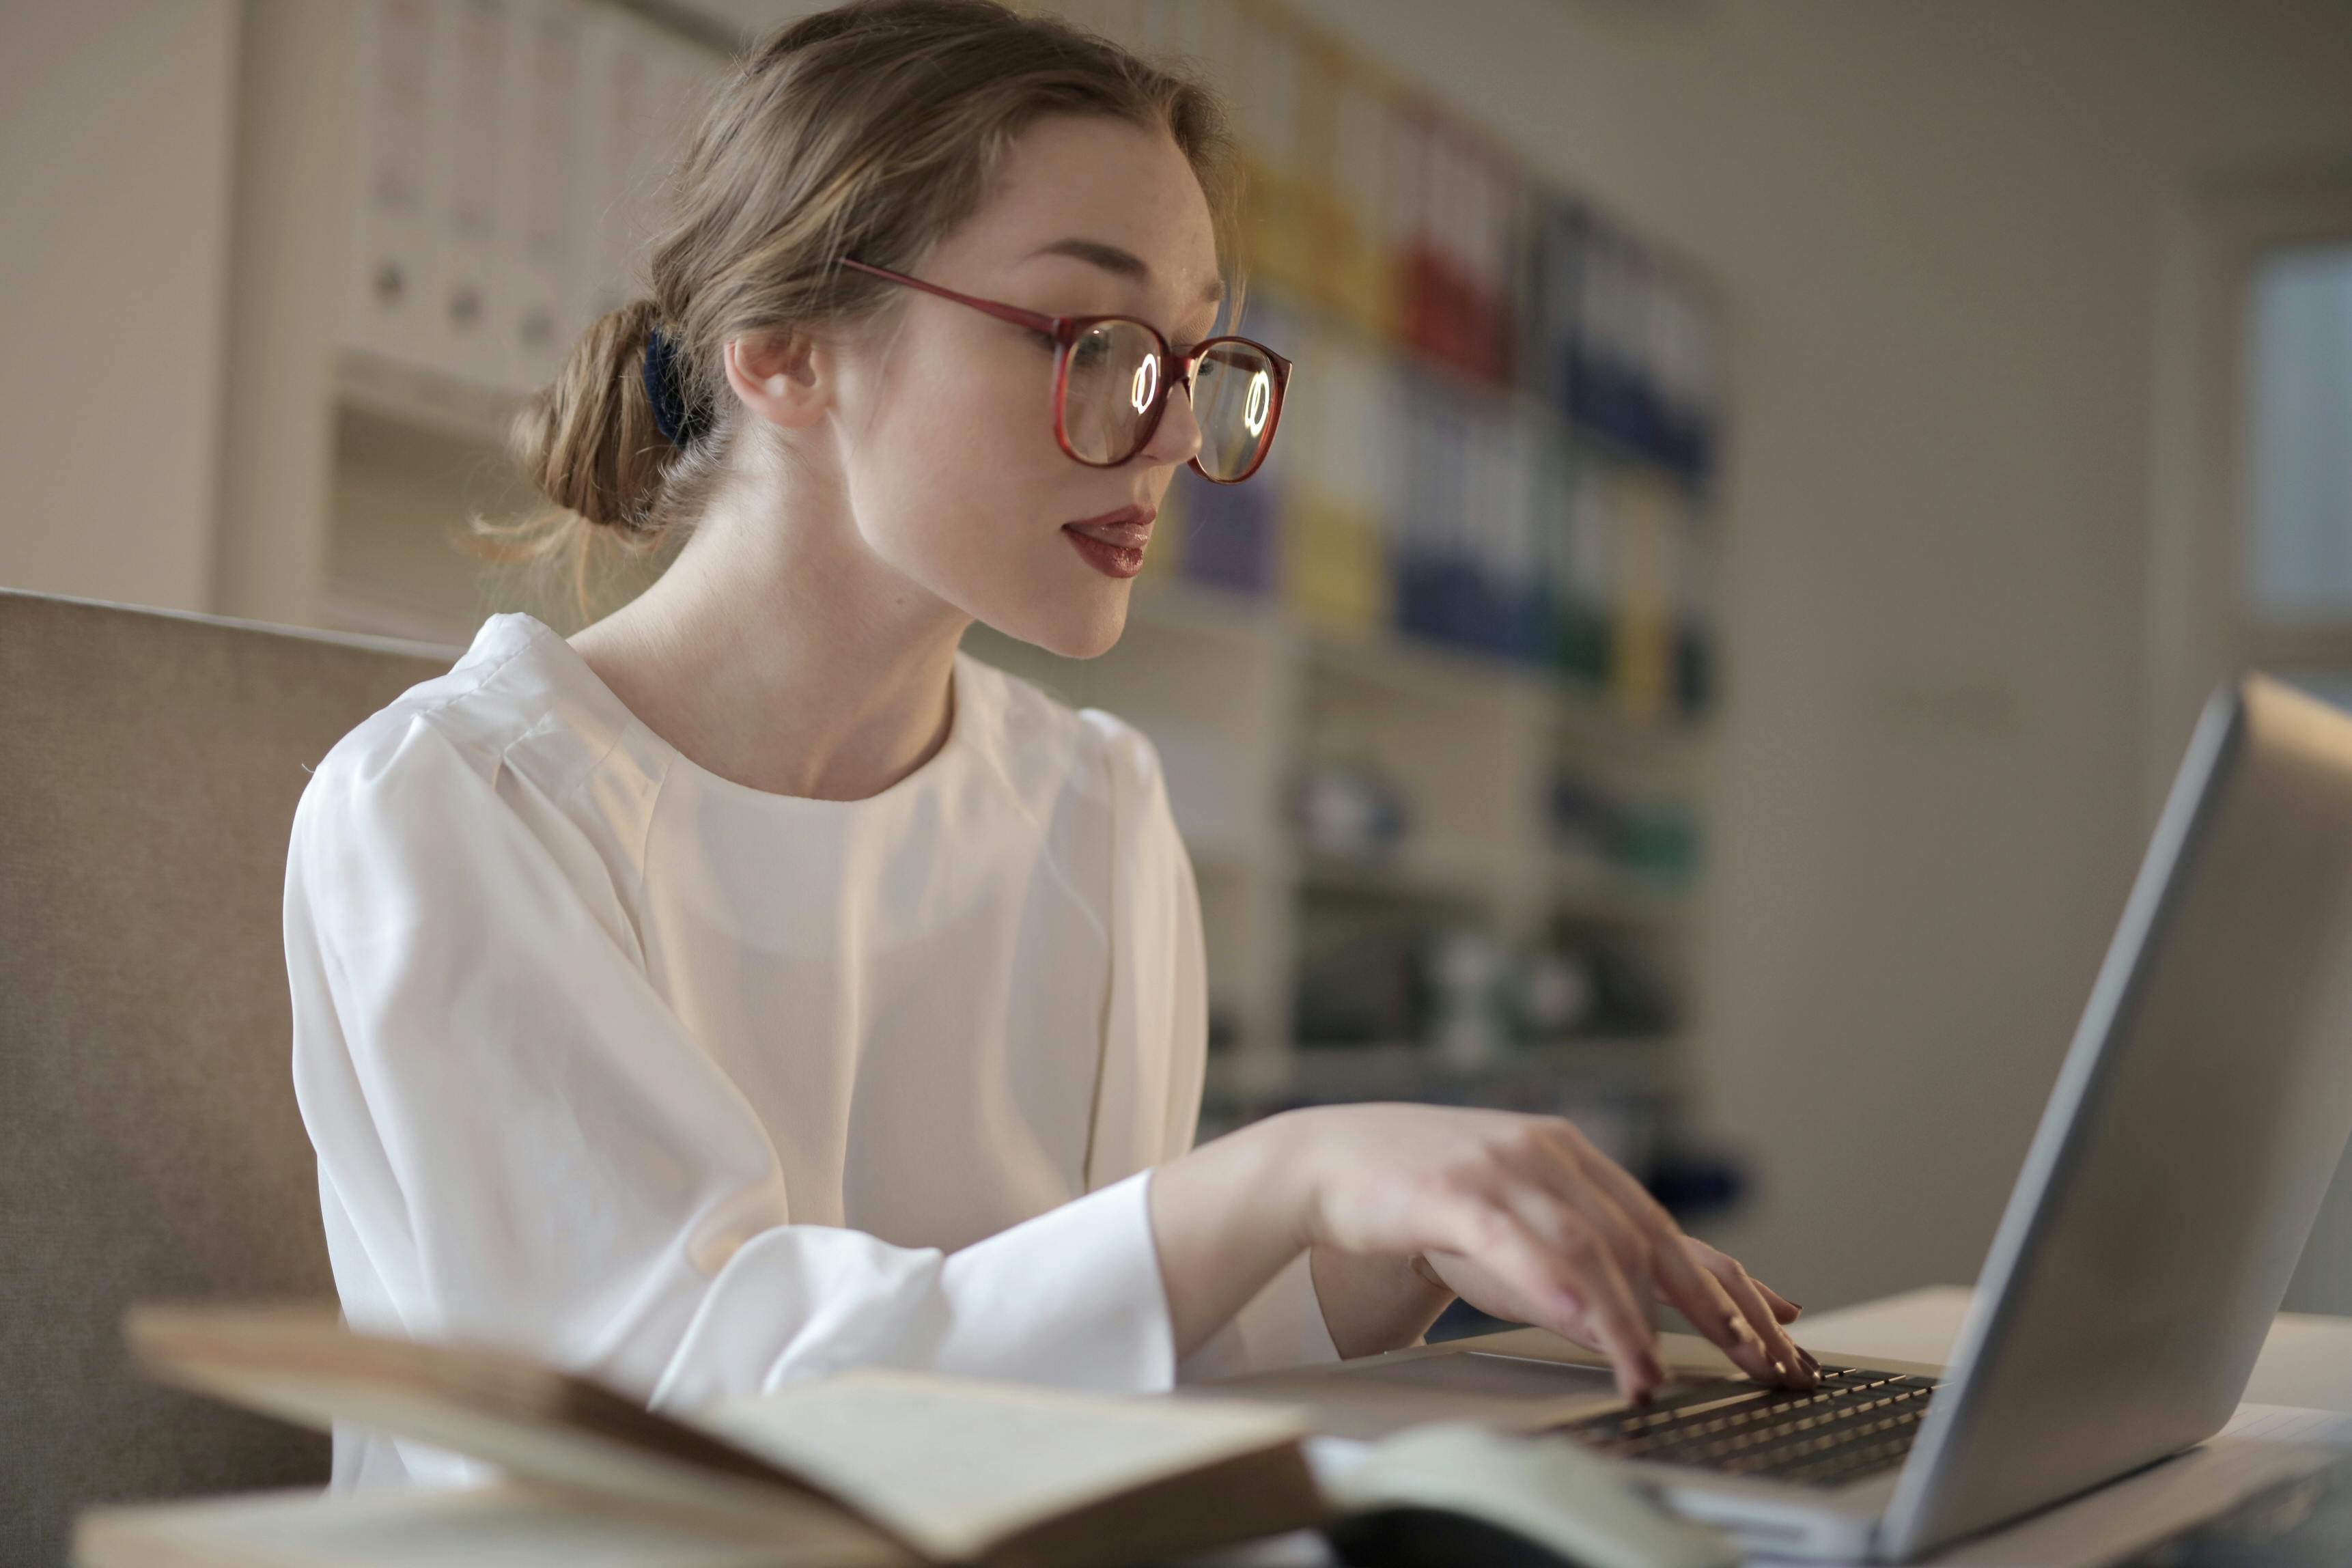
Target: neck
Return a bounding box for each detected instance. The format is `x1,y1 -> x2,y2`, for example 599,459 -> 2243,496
570,451 -> 970,802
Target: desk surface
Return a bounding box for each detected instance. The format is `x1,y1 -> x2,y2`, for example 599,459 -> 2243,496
1798,1285 -> 2352,1412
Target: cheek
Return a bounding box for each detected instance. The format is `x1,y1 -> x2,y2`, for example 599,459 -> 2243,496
851,348 -> 1072,589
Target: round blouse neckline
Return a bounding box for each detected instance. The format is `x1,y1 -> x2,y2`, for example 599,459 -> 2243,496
495,613 -> 983,811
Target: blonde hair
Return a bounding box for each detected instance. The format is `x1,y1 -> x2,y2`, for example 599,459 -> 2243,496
501,0 -> 1242,594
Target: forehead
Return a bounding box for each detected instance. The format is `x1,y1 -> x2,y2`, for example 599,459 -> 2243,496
949,113 -> 1222,307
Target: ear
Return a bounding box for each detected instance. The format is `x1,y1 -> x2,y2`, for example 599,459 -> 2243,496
723,328 -> 830,431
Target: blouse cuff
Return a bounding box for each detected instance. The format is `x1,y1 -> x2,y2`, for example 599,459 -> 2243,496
936,1168 -> 1177,1391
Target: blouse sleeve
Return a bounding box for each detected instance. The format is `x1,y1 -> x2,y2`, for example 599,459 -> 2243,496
285,713 -> 1179,1456
1077,712 -> 1341,1382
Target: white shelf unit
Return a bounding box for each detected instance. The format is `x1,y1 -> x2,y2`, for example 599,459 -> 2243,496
214,0 -> 1724,1177
960,572 -> 1714,1149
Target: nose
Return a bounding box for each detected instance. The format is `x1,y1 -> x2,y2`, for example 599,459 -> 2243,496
1134,354 -> 1204,469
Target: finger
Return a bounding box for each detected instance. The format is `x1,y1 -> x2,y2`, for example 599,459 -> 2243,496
1422,1186 -> 1661,1402
1567,1147 -> 1786,1385
1688,1240 -> 1812,1388
1755,1280 -> 1804,1324
1558,1228 -> 1666,1403
1492,1179 -> 1663,1403
1500,1126 -> 1657,1330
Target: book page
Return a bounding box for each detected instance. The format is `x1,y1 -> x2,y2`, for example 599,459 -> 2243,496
76,1485 -> 908,1568
694,1372 -> 1309,1563
2221,1401 -> 2352,1449
124,1306 -> 895,1556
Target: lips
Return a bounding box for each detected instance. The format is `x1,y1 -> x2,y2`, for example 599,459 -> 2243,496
1062,505 -> 1155,580
1063,505 -> 1155,548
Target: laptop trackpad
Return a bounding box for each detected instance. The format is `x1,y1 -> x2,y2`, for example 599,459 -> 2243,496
1341,1352 -> 1620,1400
1208,1349 -> 1626,1440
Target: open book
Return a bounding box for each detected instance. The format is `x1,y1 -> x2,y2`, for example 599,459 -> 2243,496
81,1305 -> 1319,1568
80,1305 -> 1739,1568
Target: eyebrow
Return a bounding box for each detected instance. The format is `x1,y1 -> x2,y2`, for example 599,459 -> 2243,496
1028,237 -> 1227,305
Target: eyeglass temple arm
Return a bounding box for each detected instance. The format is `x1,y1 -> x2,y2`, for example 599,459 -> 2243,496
843,256 -> 1291,403
840,257 -> 1069,339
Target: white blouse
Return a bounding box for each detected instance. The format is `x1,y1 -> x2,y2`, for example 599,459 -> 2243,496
285,613 -> 1334,1486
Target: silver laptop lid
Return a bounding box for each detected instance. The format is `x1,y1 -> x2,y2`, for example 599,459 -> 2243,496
1880,676 -> 2352,1560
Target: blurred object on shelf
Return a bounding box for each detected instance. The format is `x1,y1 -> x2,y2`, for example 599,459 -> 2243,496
1291,758 -> 1412,860
1616,796 -> 1703,887
1578,938 -> 1677,1037
1549,774 -> 1704,893
1524,199 -> 1722,484
1293,887 -> 1674,1054
1514,944 -> 1599,1040
1428,925 -> 1511,1066
1609,471 -> 1681,720
1280,325 -> 1399,638
1292,910 -> 1429,1047
1644,1145 -> 1750,1222
1548,450 -> 1615,684
1174,463 -> 1282,594
347,0 -> 721,400
1290,688 -> 1417,864
1390,107 -> 1517,382
1548,774 -> 1620,866
1524,928 -> 1676,1040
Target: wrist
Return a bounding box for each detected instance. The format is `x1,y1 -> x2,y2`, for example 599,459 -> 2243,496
1313,1244 -> 1457,1358
1231,1108 -> 1325,1255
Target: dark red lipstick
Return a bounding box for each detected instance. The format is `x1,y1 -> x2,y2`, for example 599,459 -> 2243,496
1062,505 -> 1155,580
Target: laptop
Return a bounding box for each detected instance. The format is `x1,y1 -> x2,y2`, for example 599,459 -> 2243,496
1284,675 -> 2352,1560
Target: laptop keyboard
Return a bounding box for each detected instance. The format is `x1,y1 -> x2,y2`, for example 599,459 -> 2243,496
1558,1364 -> 1942,1487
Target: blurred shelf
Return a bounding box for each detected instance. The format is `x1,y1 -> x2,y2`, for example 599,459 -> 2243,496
1126,574 -> 1287,647
1134,578 -> 1713,756
1182,831 -> 1283,875
1550,856 -> 1696,926
1551,690 -> 1712,774
1300,622 -> 1548,717
1205,1037 -> 1678,1107
1295,843 -> 1502,904
1255,279 -> 1717,499
335,348 -> 524,451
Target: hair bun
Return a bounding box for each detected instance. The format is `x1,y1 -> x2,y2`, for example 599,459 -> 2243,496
512,298 -> 673,533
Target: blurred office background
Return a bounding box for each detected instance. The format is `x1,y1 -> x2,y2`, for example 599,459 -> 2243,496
5,0 -> 2352,1318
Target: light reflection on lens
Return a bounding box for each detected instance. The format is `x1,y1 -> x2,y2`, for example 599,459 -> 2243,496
1057,324 -> 1280,477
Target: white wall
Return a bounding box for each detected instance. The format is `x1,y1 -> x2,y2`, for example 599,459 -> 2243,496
0,1 -> 241,611
1285,0 -> 2352,1308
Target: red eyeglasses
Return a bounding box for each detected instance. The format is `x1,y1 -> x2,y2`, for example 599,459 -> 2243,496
840,257 -> 1291,484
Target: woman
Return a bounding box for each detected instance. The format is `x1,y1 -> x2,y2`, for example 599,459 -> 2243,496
287,0 -> 1812,1488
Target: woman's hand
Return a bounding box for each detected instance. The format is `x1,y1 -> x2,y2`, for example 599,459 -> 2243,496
1149,1102 -> 1812,1403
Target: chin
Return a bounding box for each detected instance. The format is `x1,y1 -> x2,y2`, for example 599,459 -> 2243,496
989,591 -> 1131,661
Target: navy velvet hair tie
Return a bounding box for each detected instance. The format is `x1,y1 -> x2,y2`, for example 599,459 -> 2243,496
642,327 -> 710,447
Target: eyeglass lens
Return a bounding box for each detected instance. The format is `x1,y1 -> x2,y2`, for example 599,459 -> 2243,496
1059,321 -> 1280,481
